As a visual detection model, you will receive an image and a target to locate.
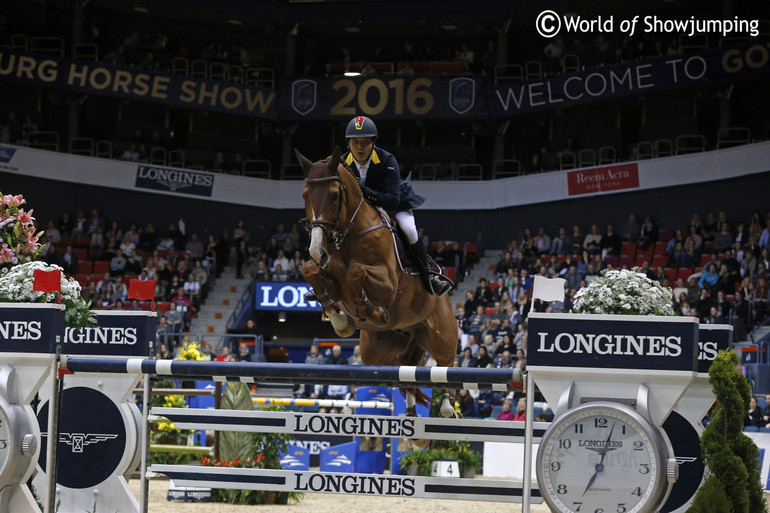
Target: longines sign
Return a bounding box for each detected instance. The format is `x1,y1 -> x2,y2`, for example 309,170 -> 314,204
527,313 -> 699,372
256,282 -> 320,311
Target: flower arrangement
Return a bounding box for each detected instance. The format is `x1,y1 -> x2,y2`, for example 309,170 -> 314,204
175,340 -> 205,361
0,193 -> 43,271
573,267 -> 674,316
0,192 -> 94,328
0,261 -> 94,328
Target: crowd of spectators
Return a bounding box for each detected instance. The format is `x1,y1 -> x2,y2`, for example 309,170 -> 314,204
451,209 -> 770,419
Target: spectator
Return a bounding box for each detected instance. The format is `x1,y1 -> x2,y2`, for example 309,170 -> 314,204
600,224 -> 621,259
305,345 -> 324,365
512,397 -> 527,421
457,389 -> 479,418
120,144 -> 140,161
638,215 -> 656,249
110,249 -> 127,275
348,345 -> 364,365
686,225 -> 703,251
233,219 -> 249,279
620,214 -> 640,242
474,278 -> 494,307
496,399 -> 516,421
325,344 -> 347,365
236,343 -> 252,362
746,396 -> 762,428
699,263 -> 719,294
474,345 -> 494,368
583,224 -> 602,255
458,347 -> 476,367
58,245 -> 78,275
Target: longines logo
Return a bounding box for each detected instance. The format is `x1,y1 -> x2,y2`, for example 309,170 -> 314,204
41,432 -> 119,453
580,440 -> 623,450
0,321 -> 42,340
293,473 -> 415,495
135,165 -> 214,197
63,327 -> 138,345
536,331 -> 683,357
293,415 -> 415,437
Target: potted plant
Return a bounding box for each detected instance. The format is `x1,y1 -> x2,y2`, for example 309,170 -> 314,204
454,442 -> 482,478
398,448 -> 430,476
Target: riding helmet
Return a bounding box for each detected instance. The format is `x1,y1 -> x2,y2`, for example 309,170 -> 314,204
345,116 -> 378,139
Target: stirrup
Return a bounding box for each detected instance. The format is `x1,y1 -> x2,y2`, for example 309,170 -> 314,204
430,276 -> 452,297
304,290 -> 318,302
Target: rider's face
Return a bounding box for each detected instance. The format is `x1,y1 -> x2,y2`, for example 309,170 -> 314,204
349,137 -> 374,165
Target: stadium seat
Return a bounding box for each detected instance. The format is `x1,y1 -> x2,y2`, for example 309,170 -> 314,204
653,241 -> 668,256
93,261 -> 110,275
77,261 -> 93,275
657,229 -> 674,243
652,256 -> 668,268
490,405 -> 504,419
744,426 -> 759,432
664,268 -> 677,283
618,256 -> 634,268
620,242 -> 637,257
677,268 -> 693,282
604,255 -> 619,267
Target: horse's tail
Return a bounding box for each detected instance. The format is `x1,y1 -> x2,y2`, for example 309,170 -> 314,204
398,387 -> 432,408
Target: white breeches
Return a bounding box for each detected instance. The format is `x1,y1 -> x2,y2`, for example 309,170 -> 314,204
396,210 -> 418,244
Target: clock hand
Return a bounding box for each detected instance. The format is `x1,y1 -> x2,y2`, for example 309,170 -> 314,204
583,421 -> 616,496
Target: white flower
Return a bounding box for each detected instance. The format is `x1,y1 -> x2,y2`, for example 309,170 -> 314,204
573,267 -> 675,316
0,261 -> 81,304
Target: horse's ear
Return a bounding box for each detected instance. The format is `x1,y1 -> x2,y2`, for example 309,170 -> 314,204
294,148 -> 313,175
329,146 -> 341,175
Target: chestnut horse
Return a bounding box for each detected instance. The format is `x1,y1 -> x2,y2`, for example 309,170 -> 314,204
296,147 -> 457,424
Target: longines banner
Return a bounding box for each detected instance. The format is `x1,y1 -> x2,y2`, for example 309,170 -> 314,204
61,311 -> 156,357
2,41 -> 767,120
527,313 -> 699,372
0,304 -> 64,353
256,282 -> 321,311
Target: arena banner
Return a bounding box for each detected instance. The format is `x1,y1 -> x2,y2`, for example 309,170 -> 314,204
567,162 -> 639,196
0,50 -> 277,119
487,40 -> 770,117
256,282 -> 321,311
527,313 -> 699,372
279,75 -> 487,119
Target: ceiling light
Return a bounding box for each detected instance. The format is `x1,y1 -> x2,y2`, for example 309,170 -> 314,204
344,71 -> 362,77
133,6 -> 149,13
278,312 -> 286,323
227,19 -> 243,26
441,25 -> 458,31
345,27 -> 360,33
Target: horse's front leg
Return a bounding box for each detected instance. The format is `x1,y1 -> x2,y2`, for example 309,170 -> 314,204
345,262 -> 396,327
301,261 -> 356,337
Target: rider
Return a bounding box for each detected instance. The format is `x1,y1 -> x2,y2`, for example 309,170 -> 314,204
343,115 -> 452,297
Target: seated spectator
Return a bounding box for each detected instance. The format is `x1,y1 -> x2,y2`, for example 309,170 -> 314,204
620,214 -> 640,242
113,275 -> 128,301
305,345 -> 325,365
236,342 -> 252,362
458,347 -> 476,367
512,397 -> 527,421
496,399 -> 516,421
58,245 -> 78,275
600,224 -> 621,259
120,144 -> 140,161
495,350 -> 515,369
583,224 -> 602,255
713,223 -> 733,253
348,345 -> 364,365
550,227 -> 568,255
476,390 -> 498,418
686,225 -> 703,251
746,396 -> 762,428
474,345 -> 494,368
110,249 -> 128,275
183,273 -> 201,306
325,344 -> 347,365
699,263 -> 719,294
457,389 -> 479,418
637,216 -> 655,249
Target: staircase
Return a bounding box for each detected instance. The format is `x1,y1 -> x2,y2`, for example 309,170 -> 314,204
188,265 -> 250,352
452,250 -> 503,311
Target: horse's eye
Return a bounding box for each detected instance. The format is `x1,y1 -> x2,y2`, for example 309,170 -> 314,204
330,192 -> 339,202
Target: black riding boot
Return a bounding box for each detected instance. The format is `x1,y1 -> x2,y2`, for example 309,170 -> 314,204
410,241 -> 452,297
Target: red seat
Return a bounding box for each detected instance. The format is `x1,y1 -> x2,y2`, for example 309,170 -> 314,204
636,246 -> 653,260
93,261 -> 110,275
74,274 -> 89,287
726,294 -> 735,305
489,281 -> 499,292
677,267 -> 693,282
77,261 -> 93,275
620,242 -> 637,257
573,254 -> 582,263
653,241 -> 668,256
445,267 -> 456,282
59,236 -> 74,247
699,254 -> 713,267
156,302 -> 171,315
72,248 -> 88,261
652,256 -> 668,268
657,229 -> 674,243
604,255 -> 619,267
664,268 -> 677,283
89,273 -> 102,284
485,307 -> 496,316
74,236 -> 91,247
554,255 -> 567,263
635,255 -> 650,268
618,255 -> 634,268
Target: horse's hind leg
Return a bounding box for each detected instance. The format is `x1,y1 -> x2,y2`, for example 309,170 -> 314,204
422,296 -> 460,418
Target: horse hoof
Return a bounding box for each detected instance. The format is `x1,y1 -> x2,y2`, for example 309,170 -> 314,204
405,406 -> 417,417
412,438 -> 430,449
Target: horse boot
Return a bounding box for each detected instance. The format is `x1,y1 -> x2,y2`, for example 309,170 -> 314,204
409,241 -> 452,297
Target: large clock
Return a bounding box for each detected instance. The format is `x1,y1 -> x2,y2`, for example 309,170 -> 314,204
0,365 -> 39,510
537,401 -> 678,513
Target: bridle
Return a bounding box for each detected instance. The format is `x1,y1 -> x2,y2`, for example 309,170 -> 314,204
301,168 -> 365,251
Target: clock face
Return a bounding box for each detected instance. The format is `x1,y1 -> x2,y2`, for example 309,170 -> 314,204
0,406 -> 11,477
537,403 -> 667,513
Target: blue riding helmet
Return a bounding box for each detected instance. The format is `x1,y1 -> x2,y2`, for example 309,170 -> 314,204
346,116 -> 378,139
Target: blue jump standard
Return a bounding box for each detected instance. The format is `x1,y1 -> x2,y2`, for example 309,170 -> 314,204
61,358 -> 522,390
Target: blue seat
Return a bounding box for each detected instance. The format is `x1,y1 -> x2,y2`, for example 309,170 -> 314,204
758,426 -> 770,433
490,405 -> 504,419
744,426 -> 760,432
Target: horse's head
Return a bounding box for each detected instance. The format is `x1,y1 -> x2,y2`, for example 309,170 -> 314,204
296,146 -> 360,268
